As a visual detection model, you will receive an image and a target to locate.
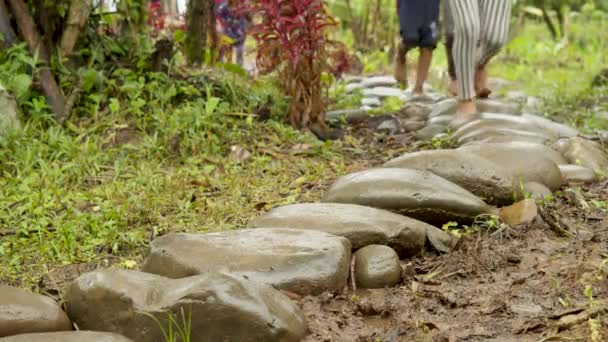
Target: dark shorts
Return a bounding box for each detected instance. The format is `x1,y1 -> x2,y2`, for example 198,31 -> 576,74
398,0 -> 440,48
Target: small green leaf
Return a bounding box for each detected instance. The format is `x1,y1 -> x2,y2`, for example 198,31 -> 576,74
11,74 -> 32,100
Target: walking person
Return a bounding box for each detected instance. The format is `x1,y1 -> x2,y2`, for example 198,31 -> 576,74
216,0 -> 249,66
394,0 -> 440,95
449,0 -> 511,124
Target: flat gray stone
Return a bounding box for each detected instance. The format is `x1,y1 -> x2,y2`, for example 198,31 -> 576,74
384,149 -> 520,205
522,182 -> 553,201
0,286 -> 72,337
323,168 -> 492,224
554,137 -> 608,176
456,127 -> 553,146
0,332 -> 133,342
429,98 -> 458,117
248,203 -> 428,257
361,97 -> 381,107
522,114 -> 578,138
428,115 -> 453,126
65,270 -> 307,342
398,102 -> 432,119
363,87 -> 405,99
559,165 -> 597,184
354,245 -> 401,289
401,120 -> 426,132
451,114 -> 556,141
459,141 -> 568,166
345,83 -> 363,93
415,124 -> 446,140
458,142 -> 563,191
361,76 -> 397,88
477,98 -> 521,115
143,229 -> 351,295
325,109 -> 370,124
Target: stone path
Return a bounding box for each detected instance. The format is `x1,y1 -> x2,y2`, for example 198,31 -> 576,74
2,76 -> 607,341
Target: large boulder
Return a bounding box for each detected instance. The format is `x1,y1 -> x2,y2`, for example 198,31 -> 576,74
559,165 -> 597,184
65,270 -> 307,342
143,228 -> 351,295
383,149 -> 520,205
458,142 -> 565,190
322,168 -> 492,224
522,114 -> 578,138
0,286 -> 72,337
0,85 -> 20,136
354,245 -> 402,289
554,137 -> 608,176
459,141 -> 568,165
456,127 -> 553,146
247,203 -> 428,257
450,115 -> 556,142
0,332 -> 132,342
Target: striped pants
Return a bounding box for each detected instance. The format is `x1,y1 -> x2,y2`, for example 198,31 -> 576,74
448,0 -> 511,100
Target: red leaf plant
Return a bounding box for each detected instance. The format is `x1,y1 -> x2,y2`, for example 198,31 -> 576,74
242,0 -> 351,132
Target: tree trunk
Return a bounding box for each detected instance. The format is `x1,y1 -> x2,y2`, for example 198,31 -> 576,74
0,0 -> 17,47
186,0 -> 209,65
60,0 -> 94,56
6,0 -> 66,121
539,1 -> 558,40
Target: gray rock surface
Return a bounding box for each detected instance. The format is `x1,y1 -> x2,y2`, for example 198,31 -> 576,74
522,114 -> 578,138
0,332 -> 133,342
451,115 -> 555,142
401,120 -> 426,132
361,76 -> 397,88
363,87 -> 405,99
384,149 -> 519,205
323,168 -> 492,224
248,203 -> 428,257
398,102 -> 432,119
415,124 -> 447,140
428,115 -> 453,126
429,98 -> 458,117
65,269 -> 307,342
0,85 -> 20,136
361,97 -> 381,107
559,165 -> 597,184
554,137 -> 608,176
354,245 -> 401,289
476,98 -> 521,115
0,285 -> 72,337
522,182 -> 553,201
459,141 -> 568,165
458,142 -> 565,190
143,228 -> 351,295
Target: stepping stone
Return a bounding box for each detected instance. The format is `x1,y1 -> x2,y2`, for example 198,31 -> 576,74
398,102 -> 432,120
65,270 -> 307,342
361,97 -> 381,107
522,182 -> 553,201
428,114 -> 452,126
559,165 -> 597,184
363,87 -> 405,99
456,127 -> 554,146
325,109 -> 369,124
429,98 -> 458,117
459,141 -> 568,166
248,203 -> 428,257
0,332 -> 133,342
554,137 -> 608,176
343,75 -> 365,84
415,124 -> 446,141
361,76 -> 397,88
522,114 -> 578,138
504,90 -> 528,102
322,168 -> 492,224
476,99 -> 521,115
354,245 -> 401,289
143,228 -> 351,295
384,149 -> 520,205
401,119 -> 426,132
345,83 -> 363,93
0,285 -> 72,337
451,114 -> 555,141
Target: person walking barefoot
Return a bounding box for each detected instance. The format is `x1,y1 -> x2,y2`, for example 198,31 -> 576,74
449,0 -> 511,125
394,0 -> 440,95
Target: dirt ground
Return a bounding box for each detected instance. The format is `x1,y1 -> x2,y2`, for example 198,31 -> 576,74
294,124 -> 608,342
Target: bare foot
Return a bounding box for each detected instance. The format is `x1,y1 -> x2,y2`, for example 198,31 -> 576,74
450,100 -> 479,128
448,79 -> 458,97
413,85 -> 424,95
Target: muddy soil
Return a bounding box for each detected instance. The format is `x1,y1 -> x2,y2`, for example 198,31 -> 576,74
294,124 -> 608,342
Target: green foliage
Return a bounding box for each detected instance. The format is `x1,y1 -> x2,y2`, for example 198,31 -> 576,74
143,306 -> 192,342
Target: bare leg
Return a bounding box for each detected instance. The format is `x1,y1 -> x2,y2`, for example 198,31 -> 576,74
414,48 -> 433,94
475,64 -> 491,98
394,43 -> 409,85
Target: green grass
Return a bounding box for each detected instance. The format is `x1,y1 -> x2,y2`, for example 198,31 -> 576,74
1,15 -> 608,288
